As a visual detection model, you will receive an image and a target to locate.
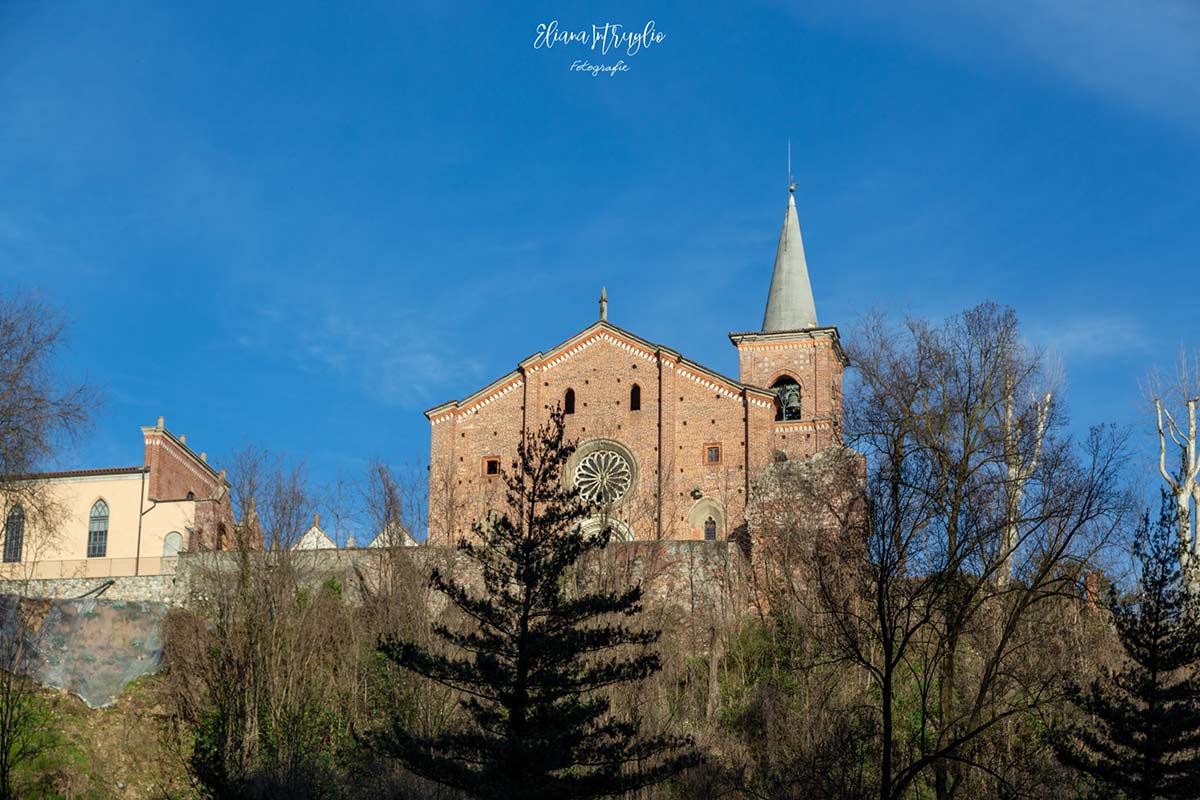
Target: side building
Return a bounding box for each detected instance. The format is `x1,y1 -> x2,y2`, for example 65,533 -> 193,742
0,417 -> 233,581
425,187 -> 846,544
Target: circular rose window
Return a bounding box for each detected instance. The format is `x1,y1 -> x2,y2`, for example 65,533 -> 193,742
574,449 -> 633,505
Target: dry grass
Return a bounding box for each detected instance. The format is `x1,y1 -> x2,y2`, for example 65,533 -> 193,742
31,674 -> 194,799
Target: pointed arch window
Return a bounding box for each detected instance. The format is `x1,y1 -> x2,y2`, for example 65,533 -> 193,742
88,499 -> 109,558
564,388 -> 576,415
704,516 -> 717,541
630,384 -> 641,412
4,506 -> 24,563
771,376 -> 802,421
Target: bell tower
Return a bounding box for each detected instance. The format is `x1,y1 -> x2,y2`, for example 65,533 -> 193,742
729,186 -> 847,458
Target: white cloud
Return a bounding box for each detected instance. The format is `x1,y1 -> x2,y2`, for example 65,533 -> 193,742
793,0 -> 1200,131
289,307 -> 484,408
1027,313 -> 1151,362
228,291 -> 484,409
960,0 -> 1200,128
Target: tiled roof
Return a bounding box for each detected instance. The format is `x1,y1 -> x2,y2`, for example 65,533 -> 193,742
1,466 -> 148,481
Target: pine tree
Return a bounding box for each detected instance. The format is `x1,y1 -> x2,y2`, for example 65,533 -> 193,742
1054,495 -> 1200,799
374,408 -> 698,799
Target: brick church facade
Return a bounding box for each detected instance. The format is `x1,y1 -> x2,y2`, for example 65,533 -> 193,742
425,188 -> 846,544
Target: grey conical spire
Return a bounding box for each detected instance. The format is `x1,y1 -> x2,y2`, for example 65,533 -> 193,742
761,188 -> 818,331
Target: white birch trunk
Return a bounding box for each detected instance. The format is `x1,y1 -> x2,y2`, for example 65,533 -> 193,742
999,382 -> 1051,587
1155,397 -> 1199,568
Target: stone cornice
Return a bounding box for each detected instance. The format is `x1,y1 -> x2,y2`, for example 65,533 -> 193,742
140,426 -> 228,485
728,325 -> 848,367
428,374 -> 524,425
426,320 -> 775,422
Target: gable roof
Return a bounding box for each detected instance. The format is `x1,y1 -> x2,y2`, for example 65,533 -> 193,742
426,320 -> 777,422
366,524 -> 418,548
293,525 -> 337,550
140,424 -> 230,486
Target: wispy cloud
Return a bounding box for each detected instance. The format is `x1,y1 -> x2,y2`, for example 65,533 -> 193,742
795,0 -> 1200,132
1027,313 -> 1152,362
961,0 -> 1200,128
239,299 -> 484,408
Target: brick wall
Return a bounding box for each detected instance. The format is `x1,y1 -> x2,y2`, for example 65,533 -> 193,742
429,325 -> 774,543
428,321 -> 846,543
142,427 -> 222,501
140,423 -> 235,550
734,328 -> 847,461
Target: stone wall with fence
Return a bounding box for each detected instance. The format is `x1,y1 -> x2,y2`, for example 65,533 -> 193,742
2,540 -> 751,616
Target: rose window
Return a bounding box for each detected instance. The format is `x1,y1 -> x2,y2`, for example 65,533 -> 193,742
573,449 -> 633,505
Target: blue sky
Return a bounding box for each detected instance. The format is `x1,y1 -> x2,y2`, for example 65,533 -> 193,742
2,1 -> 1197,513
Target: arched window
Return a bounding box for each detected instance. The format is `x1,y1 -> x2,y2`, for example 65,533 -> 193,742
629,383 -> 641,411
216,522 -> 227,551
88,499 -> 109,558
3,506 -> 24,563
162,531 -> 183,558
185,491 -> 195,500
564,388 -> 576,414
771,376 -> 802,421
688,497 -> 726,542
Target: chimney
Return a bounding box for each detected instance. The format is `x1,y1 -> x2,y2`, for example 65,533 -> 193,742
314,513 -> 321,528
157,415 -> 165,429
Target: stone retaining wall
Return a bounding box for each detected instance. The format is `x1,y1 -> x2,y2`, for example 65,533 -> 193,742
1,541 -> 749,614
0,574 -> 177,603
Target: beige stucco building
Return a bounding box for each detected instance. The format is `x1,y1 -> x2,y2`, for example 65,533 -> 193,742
0,417 -> 233,580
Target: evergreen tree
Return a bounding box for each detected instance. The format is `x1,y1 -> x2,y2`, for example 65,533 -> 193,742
374,408 -> 698,799
1054,495 -> 1200,799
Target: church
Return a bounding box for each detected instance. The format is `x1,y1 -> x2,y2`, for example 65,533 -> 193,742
425,187 -> 846,544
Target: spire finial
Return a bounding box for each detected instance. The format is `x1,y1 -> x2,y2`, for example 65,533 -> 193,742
787,139 -> 797,194
599,286 -> 608,321
761,168 -> 818,332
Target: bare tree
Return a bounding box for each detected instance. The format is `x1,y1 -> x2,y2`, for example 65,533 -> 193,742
361,457 -> 425,547
807,303 -> 1130,800
428,453 -> 464,546
166,448 -> 355,796
1149,350 -> 1200,565
0,295 -> 90,481
0,294 -> 92,799
998,358 -> 1054,587
163,444 -> 468,798
0,294 -> 92,581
